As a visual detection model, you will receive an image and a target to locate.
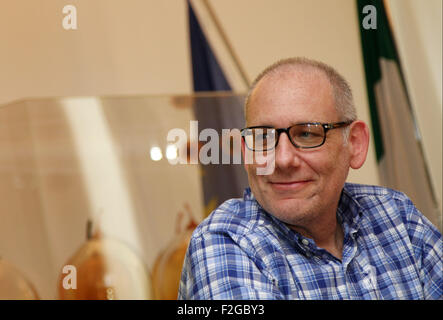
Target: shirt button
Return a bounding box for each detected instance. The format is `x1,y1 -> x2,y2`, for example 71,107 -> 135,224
301,239 -> 309,246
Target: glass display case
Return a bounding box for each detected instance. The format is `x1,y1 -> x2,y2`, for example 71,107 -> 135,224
0,93 -> 248,299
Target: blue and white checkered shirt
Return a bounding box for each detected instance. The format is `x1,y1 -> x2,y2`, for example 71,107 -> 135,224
178,183 -> 442,299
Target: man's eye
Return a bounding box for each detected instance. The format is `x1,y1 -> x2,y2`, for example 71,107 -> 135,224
253,130 -> 273,140
295,130 -> 322,140
298,131 -> 314,139
256,133 -> 269,139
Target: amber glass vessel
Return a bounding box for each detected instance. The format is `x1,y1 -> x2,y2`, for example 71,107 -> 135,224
0,258 -> 39,300
151,208 -> 197,300
58,223 -> 152,300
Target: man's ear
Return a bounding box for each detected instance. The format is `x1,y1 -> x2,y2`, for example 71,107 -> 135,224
348,120 -> 369,169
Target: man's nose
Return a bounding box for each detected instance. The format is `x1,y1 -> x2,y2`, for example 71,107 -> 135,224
275,132 -> 301,169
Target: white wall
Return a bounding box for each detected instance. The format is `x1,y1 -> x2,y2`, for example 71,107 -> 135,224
0,0 -> 191,105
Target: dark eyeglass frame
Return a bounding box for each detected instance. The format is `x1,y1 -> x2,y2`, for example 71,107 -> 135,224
241,121 -> 353,151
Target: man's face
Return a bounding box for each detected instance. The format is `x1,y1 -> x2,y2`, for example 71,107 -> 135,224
244,69 -> 352,227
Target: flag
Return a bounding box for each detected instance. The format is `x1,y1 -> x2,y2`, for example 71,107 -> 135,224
357,0 -> 439,226
188,1 -> 248,216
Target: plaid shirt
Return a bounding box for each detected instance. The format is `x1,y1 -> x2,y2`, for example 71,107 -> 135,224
178,183 -> 442,300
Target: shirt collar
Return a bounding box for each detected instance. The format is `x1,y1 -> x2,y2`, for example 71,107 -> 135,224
338,185 -> 363,235
243,187 -> 255,201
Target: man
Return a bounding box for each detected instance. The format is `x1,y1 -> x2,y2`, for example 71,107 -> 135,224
178,57 -> 442,299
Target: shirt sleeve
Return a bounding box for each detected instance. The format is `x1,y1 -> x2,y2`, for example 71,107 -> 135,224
178,231 -> 283,300
403,198 -> 443,300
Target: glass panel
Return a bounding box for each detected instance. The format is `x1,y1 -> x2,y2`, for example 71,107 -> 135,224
0,93 -> 247,299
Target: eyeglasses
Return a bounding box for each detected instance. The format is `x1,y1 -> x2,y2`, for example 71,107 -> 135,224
241,121 -> 353,151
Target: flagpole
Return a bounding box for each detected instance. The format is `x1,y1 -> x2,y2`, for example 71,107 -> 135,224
199,0 -> 251,88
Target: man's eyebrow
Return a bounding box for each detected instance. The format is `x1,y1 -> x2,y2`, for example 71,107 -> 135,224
247,122 -> 321,128
247,124 -> 275,128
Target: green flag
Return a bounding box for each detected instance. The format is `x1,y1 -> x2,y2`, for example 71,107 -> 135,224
357,0 -> 440,227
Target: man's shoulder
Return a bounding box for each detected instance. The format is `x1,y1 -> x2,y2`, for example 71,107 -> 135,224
343,182 -> 411,207
342,183 -> 439,235
342,182 -> 417,227
192,196 -> 263,239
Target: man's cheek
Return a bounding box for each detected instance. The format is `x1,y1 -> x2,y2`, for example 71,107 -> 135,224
255,149 -> 275,176
244,147 -> 276,176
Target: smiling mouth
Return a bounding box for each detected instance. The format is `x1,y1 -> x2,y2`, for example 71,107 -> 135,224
269,180 -> 312,191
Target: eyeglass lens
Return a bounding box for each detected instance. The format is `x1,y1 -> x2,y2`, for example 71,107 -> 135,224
289,124 -> 324,147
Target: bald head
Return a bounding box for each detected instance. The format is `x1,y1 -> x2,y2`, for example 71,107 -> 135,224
245,57 -> 357,125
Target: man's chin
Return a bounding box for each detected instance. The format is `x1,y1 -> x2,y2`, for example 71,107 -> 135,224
261,198 -> 313,222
